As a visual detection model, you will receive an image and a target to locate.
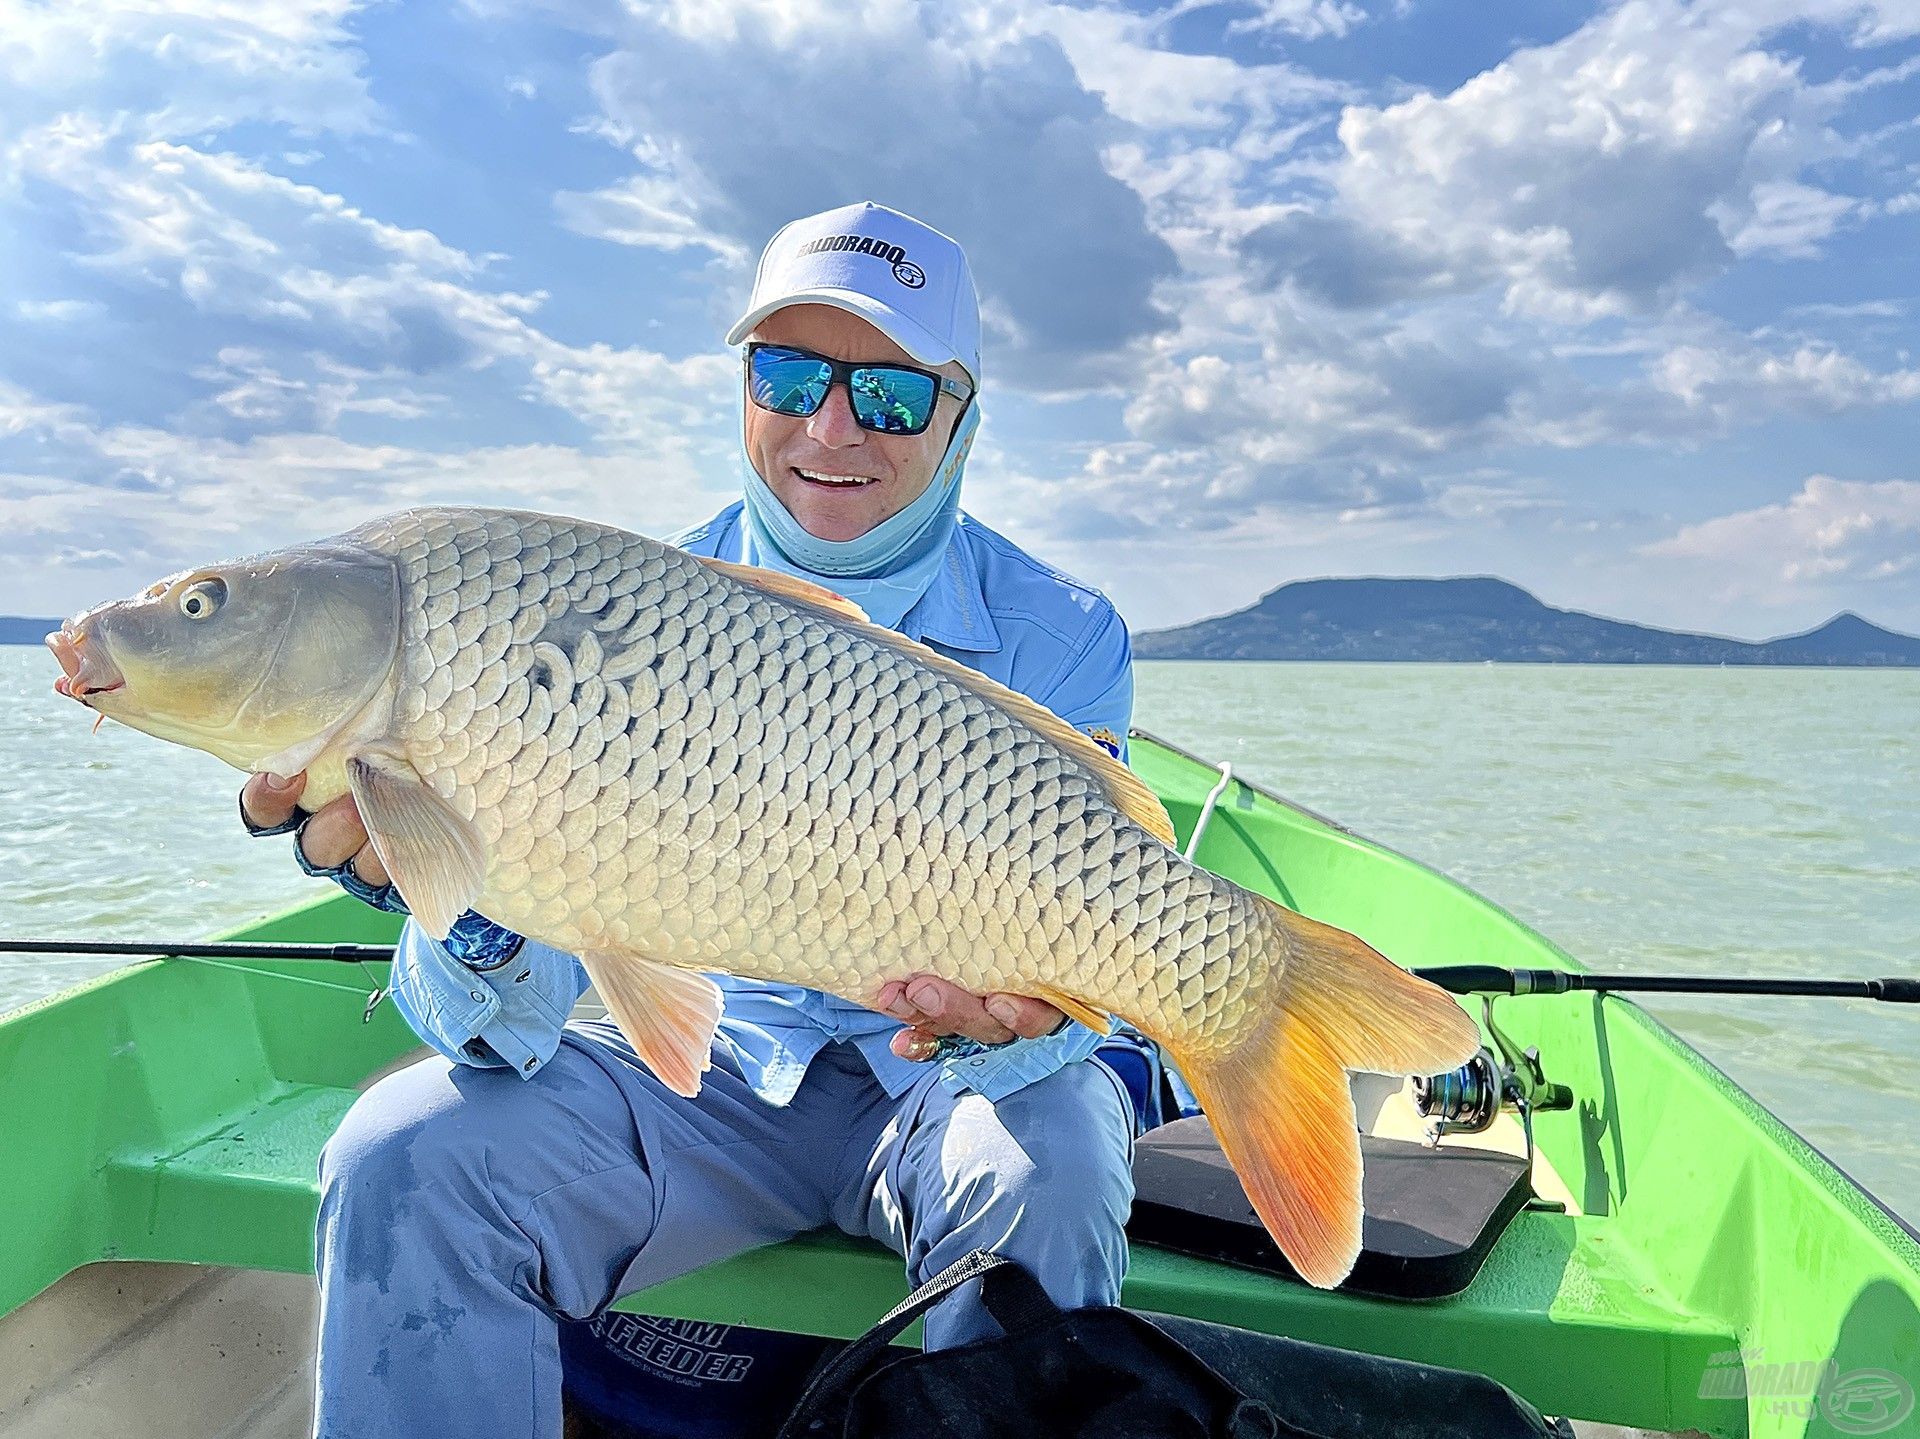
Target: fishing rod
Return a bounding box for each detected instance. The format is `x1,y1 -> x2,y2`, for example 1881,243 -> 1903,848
4,940 -> 1918,1003
1417,965 -> 1920,1004
0,939 -> 397,963
0,938 -> 403,1023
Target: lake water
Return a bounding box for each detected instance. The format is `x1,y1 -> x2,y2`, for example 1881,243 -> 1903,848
3,648 -> 1916,1223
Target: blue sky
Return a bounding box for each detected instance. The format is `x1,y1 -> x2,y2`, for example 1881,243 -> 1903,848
3,0 -> 1918,638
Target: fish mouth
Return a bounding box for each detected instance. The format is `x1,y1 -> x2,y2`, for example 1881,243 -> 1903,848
45,626 -> 126,703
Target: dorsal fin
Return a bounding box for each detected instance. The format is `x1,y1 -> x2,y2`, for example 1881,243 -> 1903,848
696,557 -> 870,624
696,554 -> 1176,847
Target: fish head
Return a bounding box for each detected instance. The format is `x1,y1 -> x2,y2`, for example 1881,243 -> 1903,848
46,541 -> 400,769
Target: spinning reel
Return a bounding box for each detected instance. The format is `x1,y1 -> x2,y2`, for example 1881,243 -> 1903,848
1413,995 -> 1573,1168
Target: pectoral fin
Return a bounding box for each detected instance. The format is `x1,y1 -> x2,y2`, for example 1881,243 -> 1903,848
345,754 -> 487,939
579,951 -> 723,1098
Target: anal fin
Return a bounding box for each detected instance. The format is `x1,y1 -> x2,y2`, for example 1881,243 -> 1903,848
579,952 -> 723,1098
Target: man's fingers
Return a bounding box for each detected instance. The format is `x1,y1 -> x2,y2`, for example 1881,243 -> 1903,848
297,795 -> 372,871
875,979 -> 938,1032
983,993 -> 1068,1039
240,771 -> 305,830
905,977 -> 1016,1045
349,839 -> 389,888
250,779 -> 387,888
876,976 -> 1068,1049
892,1027 -> 943,1063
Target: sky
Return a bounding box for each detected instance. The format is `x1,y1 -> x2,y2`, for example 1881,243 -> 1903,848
3,0 -> 1918,639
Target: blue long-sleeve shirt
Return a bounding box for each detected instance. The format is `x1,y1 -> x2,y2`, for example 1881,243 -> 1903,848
384,503 -> 1137,1104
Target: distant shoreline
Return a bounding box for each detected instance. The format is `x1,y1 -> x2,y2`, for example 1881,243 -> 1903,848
1134,576 -> 1920,667
1131,657 -> 1920,669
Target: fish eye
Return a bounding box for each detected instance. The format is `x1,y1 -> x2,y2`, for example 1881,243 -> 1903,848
179,577 -> 227,621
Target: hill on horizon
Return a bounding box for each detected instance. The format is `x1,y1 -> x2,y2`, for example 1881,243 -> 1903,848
0,617 -> 59,648
1133,577 -> 1920,666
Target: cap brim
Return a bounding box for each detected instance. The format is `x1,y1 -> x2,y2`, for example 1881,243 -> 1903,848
725,289 -> 972,382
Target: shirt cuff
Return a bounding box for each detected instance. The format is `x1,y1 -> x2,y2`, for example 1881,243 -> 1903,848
937,1022 -> 1106,1101
386,923 -> 589,1079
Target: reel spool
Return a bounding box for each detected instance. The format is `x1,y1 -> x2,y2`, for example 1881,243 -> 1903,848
1412,1048 -> 1504,1137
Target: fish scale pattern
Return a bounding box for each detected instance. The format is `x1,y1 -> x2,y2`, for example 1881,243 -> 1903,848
344,506 -> 1269,1049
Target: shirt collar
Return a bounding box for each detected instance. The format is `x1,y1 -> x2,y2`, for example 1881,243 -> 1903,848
701,503 -> 1001,654
900,521 -> 1002,654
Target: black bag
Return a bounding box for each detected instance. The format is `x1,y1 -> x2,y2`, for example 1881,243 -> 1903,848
777,1251 -> 1569,1439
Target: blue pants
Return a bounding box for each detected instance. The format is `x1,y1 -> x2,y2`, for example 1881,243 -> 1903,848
312,1022 -> 1136,1438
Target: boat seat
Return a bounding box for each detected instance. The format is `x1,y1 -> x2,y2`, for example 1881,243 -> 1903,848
1127,1116 -> 1533,1300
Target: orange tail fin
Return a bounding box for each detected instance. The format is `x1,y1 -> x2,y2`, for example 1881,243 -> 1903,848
1163,899 -> 1482,1289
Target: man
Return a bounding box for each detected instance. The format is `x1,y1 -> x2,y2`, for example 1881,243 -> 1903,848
243,202 -> 1140,1438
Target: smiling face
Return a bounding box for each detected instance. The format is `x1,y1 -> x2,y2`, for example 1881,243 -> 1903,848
743,303 -> 973,543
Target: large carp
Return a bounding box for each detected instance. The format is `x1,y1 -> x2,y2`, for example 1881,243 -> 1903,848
46,506 -> 1478,1287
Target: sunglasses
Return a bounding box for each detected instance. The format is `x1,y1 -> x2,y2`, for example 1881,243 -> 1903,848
745,343 -> 973,437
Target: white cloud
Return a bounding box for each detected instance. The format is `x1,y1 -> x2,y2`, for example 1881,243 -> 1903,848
6,119 -> 738,451
1250,1 -> 1364,40
1238,0 -> 1892,321
0,0 -> 378,146
555,174 -> 747,259
14,299 -> 107,323
2,406 -> 742,619
1745,0 -> 1920,46
1642,475 -> 1920,592
1725,180 -> 1862,257
1031,2 -> 1350,129
186,348 -> 443,430
556,0 -> 1180,390
1652,337 -> 1920,413
1209,0 -> 1369,42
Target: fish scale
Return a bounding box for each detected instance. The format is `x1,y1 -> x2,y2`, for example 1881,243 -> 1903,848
54,502 -> 1484,1289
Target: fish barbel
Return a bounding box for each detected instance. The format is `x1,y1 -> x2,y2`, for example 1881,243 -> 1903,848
47,506 -> 1479,1287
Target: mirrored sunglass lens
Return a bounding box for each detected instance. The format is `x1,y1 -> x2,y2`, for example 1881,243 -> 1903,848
751,351 -> 832,415
849,366 -> 937,434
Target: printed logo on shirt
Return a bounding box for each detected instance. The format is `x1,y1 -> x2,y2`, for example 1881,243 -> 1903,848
1082,725 -> 1123,759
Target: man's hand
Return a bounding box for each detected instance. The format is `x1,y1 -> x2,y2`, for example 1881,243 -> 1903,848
876,976 -> 1066,1062
240,771 -> 389,888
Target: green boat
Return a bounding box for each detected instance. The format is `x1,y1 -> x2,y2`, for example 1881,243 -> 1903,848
2,731 -> 1915,1438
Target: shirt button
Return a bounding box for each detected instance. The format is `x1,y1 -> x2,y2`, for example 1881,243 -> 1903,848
463,1043 -> 487,1060
469,990 -> 486,1002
